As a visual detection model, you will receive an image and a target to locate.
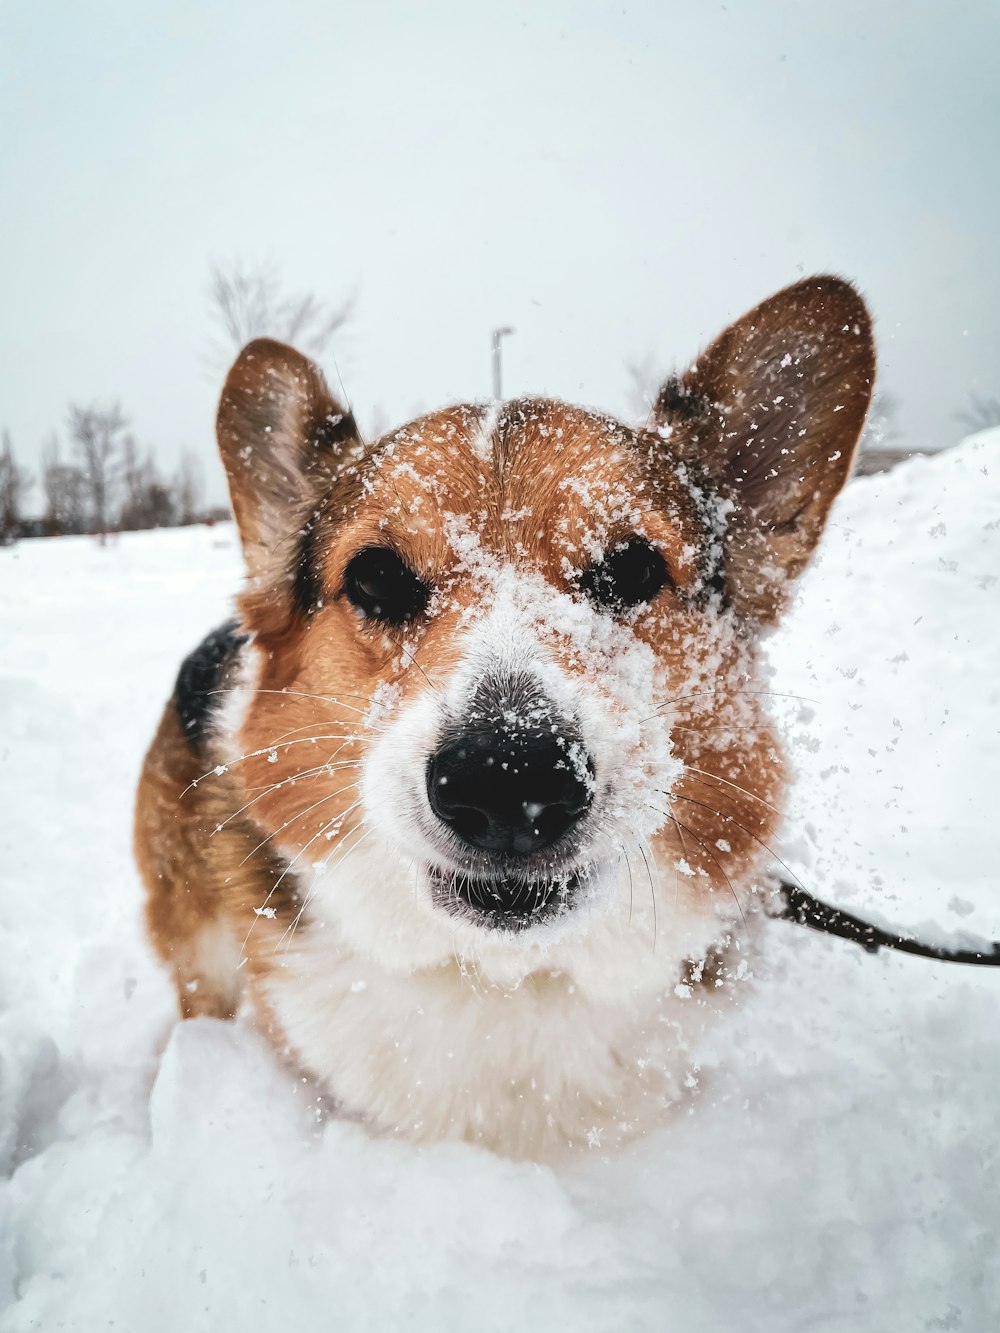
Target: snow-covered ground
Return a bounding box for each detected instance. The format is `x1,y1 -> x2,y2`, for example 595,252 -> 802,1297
1,433 -> 998,1332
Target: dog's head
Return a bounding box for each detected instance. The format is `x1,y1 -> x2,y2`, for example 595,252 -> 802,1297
218,277 -> 874,985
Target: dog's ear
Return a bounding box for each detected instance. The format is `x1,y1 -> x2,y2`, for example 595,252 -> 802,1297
217,338 -> 361,609
655,276 -> 875,621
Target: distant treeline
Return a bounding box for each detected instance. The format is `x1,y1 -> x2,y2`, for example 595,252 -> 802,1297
1,261 -> 354,546
0,410 -> 227,544
10,262 -> 990,547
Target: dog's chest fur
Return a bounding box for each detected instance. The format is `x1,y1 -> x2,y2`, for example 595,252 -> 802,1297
257,847 -> 738,1157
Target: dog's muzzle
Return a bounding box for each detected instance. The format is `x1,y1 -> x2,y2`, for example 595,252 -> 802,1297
424,701 -> 597,928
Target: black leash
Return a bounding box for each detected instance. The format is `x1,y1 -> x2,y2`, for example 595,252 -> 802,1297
769,879 -> 1000,967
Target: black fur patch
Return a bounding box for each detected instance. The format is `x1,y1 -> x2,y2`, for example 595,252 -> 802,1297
291,519 -> 323,617
290,411 -> 360,617
653,374 -> 708,422
315,409 -> 358,451
174,619 -> 248,747
700,564 -> 729,607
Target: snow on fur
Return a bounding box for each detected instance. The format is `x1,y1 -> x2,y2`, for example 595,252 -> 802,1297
1,433 -> 998,1330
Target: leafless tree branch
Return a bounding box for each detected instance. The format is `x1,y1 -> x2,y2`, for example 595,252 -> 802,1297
68,402 -> 128,535
209,261 -> 352,360
0,430 -> 32,542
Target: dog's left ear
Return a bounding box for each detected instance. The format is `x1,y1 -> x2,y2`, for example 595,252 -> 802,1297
655,276 -> 875,621
217,338 -> 362,628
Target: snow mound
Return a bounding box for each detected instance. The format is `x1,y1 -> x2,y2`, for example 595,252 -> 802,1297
1,440 -> 998,1330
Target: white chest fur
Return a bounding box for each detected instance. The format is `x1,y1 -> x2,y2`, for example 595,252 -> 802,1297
260,846 -> 738,1158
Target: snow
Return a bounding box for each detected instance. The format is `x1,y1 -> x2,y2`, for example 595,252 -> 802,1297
1,433 -> 999,1330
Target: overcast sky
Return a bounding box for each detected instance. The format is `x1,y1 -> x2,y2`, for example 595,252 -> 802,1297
3,0 -> 998,505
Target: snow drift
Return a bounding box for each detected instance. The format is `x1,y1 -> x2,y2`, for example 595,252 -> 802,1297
1,432 -> 998,1331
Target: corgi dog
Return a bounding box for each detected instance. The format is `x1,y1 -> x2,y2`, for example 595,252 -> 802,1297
135,276 -> 874,1158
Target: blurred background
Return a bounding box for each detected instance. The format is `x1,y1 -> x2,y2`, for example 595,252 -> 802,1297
2,0 -> 998,528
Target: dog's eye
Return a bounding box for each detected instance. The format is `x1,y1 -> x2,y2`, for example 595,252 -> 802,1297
579,538 -> 671,611
344,547 -> 430,625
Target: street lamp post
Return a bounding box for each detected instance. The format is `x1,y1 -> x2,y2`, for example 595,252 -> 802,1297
491,326 -> 514,401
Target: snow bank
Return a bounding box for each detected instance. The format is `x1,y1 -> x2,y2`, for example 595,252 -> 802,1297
1,437 -> 998,1330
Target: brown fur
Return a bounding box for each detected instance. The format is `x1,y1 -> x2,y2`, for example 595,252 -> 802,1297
135,704 -> 295,1018
136,275 -> 874,1069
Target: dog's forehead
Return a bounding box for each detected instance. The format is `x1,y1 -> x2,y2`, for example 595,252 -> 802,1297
355,396 -> 697,565
377,397 -> 631,486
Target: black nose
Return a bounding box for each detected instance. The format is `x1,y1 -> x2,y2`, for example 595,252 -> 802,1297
426,727 -> 594,856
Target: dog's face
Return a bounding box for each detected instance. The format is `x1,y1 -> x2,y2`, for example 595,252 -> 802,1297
217,277 -> 874,987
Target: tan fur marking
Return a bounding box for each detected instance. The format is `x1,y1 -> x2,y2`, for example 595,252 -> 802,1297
135,703 -> 298,1018
136,276 -> 875,1157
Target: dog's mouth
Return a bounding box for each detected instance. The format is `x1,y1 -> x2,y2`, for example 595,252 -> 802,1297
427,863 -> 590,932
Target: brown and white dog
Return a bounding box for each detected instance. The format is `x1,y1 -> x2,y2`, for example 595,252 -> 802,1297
135,276 -> 874,1158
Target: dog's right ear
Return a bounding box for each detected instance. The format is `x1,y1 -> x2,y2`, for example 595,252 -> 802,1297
217,339 -> 361,610
653,276 -> 875,622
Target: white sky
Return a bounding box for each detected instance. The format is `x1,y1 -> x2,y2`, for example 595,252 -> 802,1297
2,0 -> 998,505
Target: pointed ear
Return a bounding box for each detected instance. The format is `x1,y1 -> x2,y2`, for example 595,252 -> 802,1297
216,338 -> 361,601
655,276 -> 875,621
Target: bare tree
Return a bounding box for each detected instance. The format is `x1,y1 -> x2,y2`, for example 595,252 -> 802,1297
68,402 -> 128,536
119,437 -> 178,530
957,393 -> 1000,434
119,435 -> 146,529
174,449 -> 204,525
209,261 -> 352,360
41,436 -> 87,535
147,481 -> 179,528
0,430 -> 32,543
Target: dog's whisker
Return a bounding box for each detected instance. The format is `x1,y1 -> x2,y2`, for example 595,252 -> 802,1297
674,837 -> 680,918
251,718 -> 367,746
652,800 -> 749,933
238,780 -> 361,867
266,798 -> 368,948
183,733 -> 363,792
666,804 -> 694,912
210,686 -> 375,718
255,734 -> 361,755
237,790 -> 364,961
669,786 -> 810,900
641,686 -> 819,726
240,756 -> 359,794
616,841 -> 635,929
220,769 -> 329,828
277,817 -> 372,953
227,715 -> 370,754
636,840 -> 657,953
215,761 -> 361,833
246,754 -> 360,779
396,640 -> 444,699
679,764 -> 780,819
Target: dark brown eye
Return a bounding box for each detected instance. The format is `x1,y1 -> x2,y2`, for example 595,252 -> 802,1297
344,547 -> 430,626
579,538 -> 670,611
